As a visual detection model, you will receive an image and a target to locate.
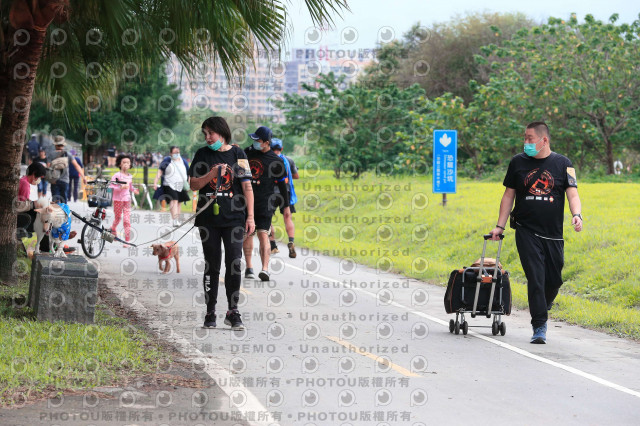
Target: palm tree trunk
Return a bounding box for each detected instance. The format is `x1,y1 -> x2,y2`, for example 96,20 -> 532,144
0,27 -> 47,286
0,74 -> 6,118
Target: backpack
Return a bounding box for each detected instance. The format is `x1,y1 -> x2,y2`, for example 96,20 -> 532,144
46,155 -> 68,184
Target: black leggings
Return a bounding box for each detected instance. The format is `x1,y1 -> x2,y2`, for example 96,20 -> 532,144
198,225 -> 245,313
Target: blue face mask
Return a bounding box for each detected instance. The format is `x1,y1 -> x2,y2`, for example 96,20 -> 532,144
208,140 -> 222,151
172,153 -> 180,160
253,141 -> 263,150
524,138 -> 542,157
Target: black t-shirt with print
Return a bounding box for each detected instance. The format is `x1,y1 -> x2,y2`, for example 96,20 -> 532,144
189,145 -> 252,228
503,152 -> 578,239
244,147 -> 287,215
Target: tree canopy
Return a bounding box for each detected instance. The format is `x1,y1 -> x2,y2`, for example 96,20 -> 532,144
279,72 -> 426,178
0,0 -> 349,285
474,13 -> 640,173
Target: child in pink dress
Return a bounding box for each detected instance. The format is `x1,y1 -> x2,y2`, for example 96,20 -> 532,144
110,154 -> 139,244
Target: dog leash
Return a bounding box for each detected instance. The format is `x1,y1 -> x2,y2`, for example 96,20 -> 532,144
70,197 -> 216,248
146,166 -> 224,250
113,197 -> 217,248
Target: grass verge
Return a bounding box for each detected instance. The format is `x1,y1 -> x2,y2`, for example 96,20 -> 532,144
290,171 -> 640,340
0,251 -> 168,408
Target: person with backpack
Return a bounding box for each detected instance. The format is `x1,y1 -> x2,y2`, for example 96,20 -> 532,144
49,136 -> 85,204
153,146 -> 190,226
268,138 -> 299,258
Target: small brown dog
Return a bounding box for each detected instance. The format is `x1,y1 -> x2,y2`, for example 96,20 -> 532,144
151,242 -> 180,274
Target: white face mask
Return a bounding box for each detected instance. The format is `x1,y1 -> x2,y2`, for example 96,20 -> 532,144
34,178 -> 42,185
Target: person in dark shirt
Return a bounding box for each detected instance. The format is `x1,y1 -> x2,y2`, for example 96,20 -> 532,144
107,145 -> 117,167
51,136 -> 85,204
490,122 -> 583,344
242,126 -> 288,282
189,116 -> 255,330
35,148 -> 49,198
26,134 -> 39,164
268,138 -> 299,258
67,149 -> 84,202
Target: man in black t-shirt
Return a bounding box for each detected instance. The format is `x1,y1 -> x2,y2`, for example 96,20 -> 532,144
490,122 -> 583,344
242,126 -> 289,282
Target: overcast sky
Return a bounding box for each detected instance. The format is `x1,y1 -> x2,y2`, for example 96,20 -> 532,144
284,0 -> 639,51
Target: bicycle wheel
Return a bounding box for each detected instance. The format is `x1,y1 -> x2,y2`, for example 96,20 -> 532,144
81,221 -> 105,258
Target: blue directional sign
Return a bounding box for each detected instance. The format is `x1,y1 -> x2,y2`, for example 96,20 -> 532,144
433,130 -> 457,194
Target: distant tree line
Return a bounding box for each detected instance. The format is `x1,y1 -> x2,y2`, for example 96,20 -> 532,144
279,12 -> 640,177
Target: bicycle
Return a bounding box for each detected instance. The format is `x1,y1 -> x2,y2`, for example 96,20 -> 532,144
77,177 -> 127,258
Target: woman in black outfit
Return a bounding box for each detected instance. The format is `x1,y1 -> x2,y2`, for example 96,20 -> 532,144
188,117 -> 255,330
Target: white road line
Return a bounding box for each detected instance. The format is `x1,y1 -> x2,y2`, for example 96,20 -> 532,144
284,264 -> 640,400
103,275 -> 274,426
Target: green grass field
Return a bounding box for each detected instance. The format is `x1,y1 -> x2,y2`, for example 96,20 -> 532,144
288,171 -> 640,340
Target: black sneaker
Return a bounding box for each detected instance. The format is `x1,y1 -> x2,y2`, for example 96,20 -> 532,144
224,309 -> 244,330
258,270 -> 270,282
288,242 -> 297,258
203,312 -> 216,328
245,268 -> 255,279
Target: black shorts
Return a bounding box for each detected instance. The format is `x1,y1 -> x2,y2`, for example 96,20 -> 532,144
254,214 -> 273,234
273,193 -> 294,215
161,185 -> 190,203
281,203 -> 295,215
273,203 -> 295,215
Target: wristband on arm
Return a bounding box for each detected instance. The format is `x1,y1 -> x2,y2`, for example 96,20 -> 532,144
496,224 -> 505,230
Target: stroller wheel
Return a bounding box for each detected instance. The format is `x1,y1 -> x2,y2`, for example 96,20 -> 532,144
491,322 -> 499,336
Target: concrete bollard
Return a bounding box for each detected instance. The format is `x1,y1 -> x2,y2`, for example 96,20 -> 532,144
28,254 -> 99,324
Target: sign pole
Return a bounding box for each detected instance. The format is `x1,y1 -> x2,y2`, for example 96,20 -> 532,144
432,129 -> 458,208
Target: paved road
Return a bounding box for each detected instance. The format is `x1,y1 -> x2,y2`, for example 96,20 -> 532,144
52,202 -> 640,424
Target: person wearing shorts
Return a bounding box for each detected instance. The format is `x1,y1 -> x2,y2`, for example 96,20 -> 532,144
268,138 -> 299,258
242,126 -> 288,281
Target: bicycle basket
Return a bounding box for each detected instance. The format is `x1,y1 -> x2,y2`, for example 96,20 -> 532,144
87,185 -> 113,208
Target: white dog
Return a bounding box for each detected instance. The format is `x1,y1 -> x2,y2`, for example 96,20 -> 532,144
34,198 -> 74,258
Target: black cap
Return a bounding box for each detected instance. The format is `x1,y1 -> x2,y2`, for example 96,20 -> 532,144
249,126 -> 272,142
